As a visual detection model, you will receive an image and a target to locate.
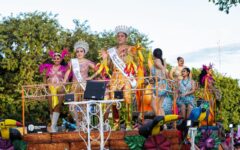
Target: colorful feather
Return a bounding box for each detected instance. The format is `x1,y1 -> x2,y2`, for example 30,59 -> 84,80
61,48 -> 69,58
48,50 -> 55,58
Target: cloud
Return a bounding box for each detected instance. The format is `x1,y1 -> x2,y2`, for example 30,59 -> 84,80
184,43 -> 240,62
182,43 -> 240,79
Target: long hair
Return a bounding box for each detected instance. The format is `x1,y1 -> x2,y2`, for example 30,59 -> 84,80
183,67 -> 190,75
153,48 -> 164,65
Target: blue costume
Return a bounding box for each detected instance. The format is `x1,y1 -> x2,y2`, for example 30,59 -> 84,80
151,67 -> 172,115
177,78 -> 195,108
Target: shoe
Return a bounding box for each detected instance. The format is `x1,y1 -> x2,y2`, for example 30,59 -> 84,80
51,125 -> 58,133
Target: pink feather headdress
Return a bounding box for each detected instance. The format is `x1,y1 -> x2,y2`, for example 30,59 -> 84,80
202,63 -> 213,71
48,48 -> 69,59
201,63 -> 214,85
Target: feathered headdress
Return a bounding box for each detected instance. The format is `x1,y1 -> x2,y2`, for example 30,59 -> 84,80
48,49 -> 69,59
202,63 -> 213,71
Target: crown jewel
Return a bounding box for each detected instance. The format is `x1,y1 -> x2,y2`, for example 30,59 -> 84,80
74,40 -> 89,53
115,25 -> 130,35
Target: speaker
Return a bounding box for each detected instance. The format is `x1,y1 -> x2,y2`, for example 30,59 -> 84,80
114,90 -> 123,99
65,93 -> 74,102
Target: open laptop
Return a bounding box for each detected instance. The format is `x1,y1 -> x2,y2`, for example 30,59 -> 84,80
84,80 -> 107,100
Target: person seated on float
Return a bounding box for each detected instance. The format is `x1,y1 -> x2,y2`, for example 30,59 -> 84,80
63,41 -> 96,128
150,48 -> 172,116
177,67 -> 196,120
100,25 -> 136,131
39,49 -> 68,132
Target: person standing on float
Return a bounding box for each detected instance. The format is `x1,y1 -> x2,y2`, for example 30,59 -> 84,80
101,25 -> 137,131
63,41 -> 96,128
39,49 -> 68,132
64,40 -> 96,100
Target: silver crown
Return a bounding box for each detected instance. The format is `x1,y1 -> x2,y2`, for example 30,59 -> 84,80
115,25 -> 130,35
74,40 -> 89,53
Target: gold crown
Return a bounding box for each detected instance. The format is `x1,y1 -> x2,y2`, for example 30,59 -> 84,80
74,40 -> 89,53
115,25 -> 130,35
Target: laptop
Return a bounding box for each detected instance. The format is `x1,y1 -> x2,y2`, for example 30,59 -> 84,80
84,80 -> 107,100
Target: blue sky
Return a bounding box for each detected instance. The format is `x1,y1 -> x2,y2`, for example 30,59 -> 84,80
1,0 -> 240,79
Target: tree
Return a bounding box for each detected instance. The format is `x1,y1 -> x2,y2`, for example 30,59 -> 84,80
0,11 -> 66,122
209,0 -> 240,14
214,74 -> 240,129
0,12 -> 152,123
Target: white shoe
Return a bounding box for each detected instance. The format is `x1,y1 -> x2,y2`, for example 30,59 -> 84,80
51,125 -> 58,133
51,112 -> 60,133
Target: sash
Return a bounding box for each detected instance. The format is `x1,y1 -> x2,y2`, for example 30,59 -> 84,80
71,58 -> 86,90
107,47 -> 137,88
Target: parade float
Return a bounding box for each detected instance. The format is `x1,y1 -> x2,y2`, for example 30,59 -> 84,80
17,77 -> 240,150
1,45 -> 240,150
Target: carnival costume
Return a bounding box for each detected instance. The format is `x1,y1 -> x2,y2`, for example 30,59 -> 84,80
171,66 -> 187,81
68,40 -> 95,101
151,67 -> 172,115
104,25 -> 137,131
177,78 -> 195,108
63,41 -> 96,129
39,49 -> 68,132
199,64 -> 215,125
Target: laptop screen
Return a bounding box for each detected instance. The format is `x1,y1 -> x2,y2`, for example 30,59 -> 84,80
83,80 -> 107,100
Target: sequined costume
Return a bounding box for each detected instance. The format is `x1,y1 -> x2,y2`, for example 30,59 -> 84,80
69,59 -> 95,101
151,67 -> 172,115
171,66 -> 187,81
177,78 -> 195,108
39,49 -> 68,132
39,62 -> 67,109
107,46 -> 135,131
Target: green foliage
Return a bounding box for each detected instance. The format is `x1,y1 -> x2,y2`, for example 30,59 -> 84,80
124,135 -> 145,150
209,0 -> 240,14
214,74 -> 240,129
0,12 -> 152,124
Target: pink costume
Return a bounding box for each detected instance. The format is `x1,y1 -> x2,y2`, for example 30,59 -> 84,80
39,49 -> 68,133
69,59 -> 95,101
39,49 -> 68,108
70,60 -> 95,82
40,64 -> 67,84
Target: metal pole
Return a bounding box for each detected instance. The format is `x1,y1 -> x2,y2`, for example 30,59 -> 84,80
230,124 -> 234,150
99,103 -> 104,150
87,103 -> 91,150
21,87 -> 25,135
189,127 -> 197,150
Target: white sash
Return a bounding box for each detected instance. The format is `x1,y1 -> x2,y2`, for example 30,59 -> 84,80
71,58 -> 86,90
107,47 -> 137,88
